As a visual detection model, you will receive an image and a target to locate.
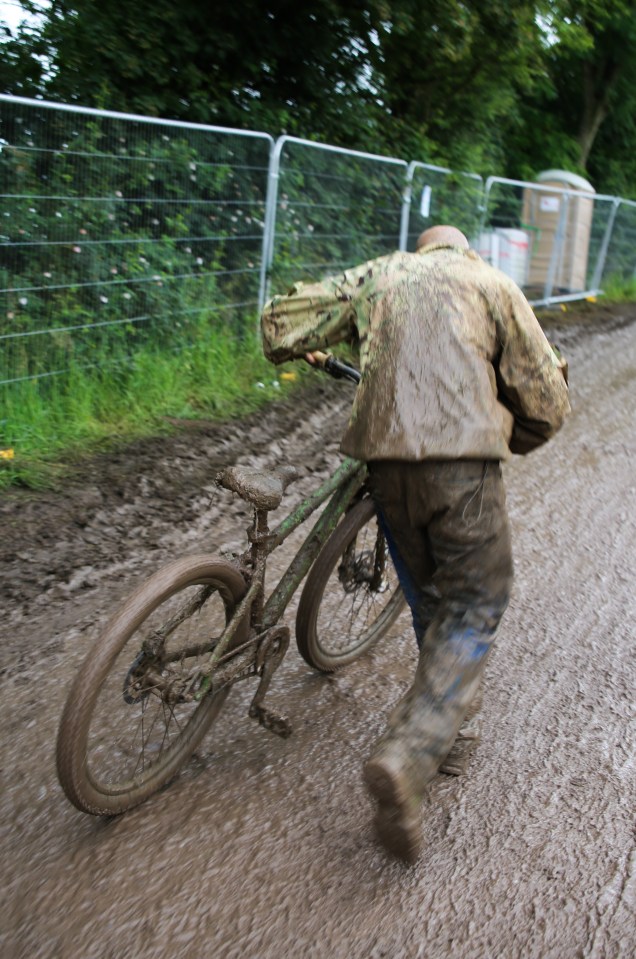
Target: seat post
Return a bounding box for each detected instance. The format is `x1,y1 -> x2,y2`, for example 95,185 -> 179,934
249,507 -> 270,626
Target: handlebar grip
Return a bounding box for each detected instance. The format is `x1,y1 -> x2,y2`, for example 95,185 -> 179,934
304,350 -> 360,384
324,355 -> 361,385
311,350 -> 331,369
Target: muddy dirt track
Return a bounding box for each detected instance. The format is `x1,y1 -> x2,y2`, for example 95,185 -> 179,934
1,303 -> 635,959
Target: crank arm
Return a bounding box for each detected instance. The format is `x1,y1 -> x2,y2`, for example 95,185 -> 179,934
248,626 -> 292,738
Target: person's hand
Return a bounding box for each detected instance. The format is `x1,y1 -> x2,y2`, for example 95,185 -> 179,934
304,351 -> 330,368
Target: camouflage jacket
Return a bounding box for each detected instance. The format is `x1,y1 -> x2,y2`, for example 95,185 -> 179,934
261,243 -> 571,461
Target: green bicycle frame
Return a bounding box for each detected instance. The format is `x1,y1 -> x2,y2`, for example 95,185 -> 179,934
263,456 -> 367,630
196,456 -> 368,694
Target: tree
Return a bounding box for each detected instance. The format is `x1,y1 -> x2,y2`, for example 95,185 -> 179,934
1,0 -> 386,147
365,0 -> 548,169
4,0 -> 636,195
1,0 -> 550,166
502,0 -> 636,191
0,5 -> 48,95
549,0 -> 636,170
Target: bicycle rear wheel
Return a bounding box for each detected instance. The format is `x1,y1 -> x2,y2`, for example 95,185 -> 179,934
296,498 -> 405,672
56,555 -> 248,816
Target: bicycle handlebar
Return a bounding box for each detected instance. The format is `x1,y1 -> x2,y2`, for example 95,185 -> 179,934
310,350 -> 361,385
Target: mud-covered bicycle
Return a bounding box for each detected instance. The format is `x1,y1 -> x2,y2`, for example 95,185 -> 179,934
56,355 -> 406,816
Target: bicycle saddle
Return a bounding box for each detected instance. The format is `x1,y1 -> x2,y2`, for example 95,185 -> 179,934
216,464 -> 300,511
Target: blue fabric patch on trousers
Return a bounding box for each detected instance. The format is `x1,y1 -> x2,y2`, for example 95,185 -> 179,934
375,507 -> 428,648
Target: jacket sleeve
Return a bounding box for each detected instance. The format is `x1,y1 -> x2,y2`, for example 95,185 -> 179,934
260,259 -> 381,364
494,279 -> 571,454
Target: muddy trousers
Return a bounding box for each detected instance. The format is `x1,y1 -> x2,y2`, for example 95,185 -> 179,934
366,459 -> 514,781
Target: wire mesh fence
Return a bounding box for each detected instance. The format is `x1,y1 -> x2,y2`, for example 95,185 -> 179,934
263,137 -> 407,297
2,93 -> 636,449
0,96 -> 273,404
400,163 -> 484,252
602,200 -> 636,283
477,176 -> 627,305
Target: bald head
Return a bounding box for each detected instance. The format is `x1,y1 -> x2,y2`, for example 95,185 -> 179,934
416,225 -> 469,251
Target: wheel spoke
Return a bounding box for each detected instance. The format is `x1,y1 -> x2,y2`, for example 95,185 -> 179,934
60,559 -> 247,814
297,499 -> 405,671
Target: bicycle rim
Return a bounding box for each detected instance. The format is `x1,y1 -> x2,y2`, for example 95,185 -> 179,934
296,498 -> 405,671
56,556 -> 248,815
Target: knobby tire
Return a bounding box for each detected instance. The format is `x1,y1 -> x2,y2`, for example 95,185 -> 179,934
296,498 -> 405,672
56,555 -> 248,816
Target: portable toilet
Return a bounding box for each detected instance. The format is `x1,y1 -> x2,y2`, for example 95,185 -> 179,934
522,170 -> 595,293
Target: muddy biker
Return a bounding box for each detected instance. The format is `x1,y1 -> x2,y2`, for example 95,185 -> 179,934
261,224 -> 570,863
56,224 -> 568,865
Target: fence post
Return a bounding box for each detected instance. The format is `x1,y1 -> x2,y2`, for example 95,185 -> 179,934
399,163 -> 416,252
258,136 -> 288,309
590,198 -> 621,290
258,138 -> 280,311
477,178 -> 494,242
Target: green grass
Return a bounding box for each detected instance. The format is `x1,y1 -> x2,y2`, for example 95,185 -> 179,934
5,282 -> 632,492
0,323 -> 307,490
598,275 -> 636,303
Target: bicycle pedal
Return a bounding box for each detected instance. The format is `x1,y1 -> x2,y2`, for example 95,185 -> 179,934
249,703 -> 293,739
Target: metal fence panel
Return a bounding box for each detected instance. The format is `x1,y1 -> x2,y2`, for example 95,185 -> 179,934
583,197 -> 619,292
400,162 -> 483,252
4,93 -> 636,449
263,136 -> 407,298
0,95 -> 272,401
478,177 -> 621,305
599,199 -> 636,284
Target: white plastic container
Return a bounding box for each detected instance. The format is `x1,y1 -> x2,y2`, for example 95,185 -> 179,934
495,228 -> 530,287
475,232 -> 500,267
475,229 -> 529,288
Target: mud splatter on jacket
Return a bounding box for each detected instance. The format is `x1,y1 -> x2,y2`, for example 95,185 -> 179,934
261,243 -> 571,461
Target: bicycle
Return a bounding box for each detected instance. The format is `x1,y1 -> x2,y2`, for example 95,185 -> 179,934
56,355 -> 406,816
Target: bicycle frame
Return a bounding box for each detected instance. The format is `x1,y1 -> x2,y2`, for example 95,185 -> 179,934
264,456 -> 366,629
195,455 -> 367,697
55,360 -> 402,814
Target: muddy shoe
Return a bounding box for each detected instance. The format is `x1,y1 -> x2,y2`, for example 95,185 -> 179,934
438,715 -> 481,776
364,747 -> 424,865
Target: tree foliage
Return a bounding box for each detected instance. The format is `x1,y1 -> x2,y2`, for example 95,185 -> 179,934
367,0 -> 547,169
2,1 -> 385,145
515,0 -> 636,192
551,1 -> 636,162
2,0 -> 636,194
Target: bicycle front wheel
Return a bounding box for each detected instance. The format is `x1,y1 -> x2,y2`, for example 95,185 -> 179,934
296,498 -> 405,672
56,555 -> 248,816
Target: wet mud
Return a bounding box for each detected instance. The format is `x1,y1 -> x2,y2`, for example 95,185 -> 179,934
1,302 -> 635,958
